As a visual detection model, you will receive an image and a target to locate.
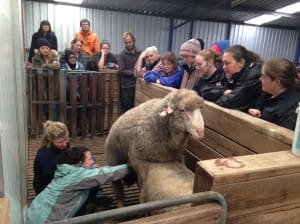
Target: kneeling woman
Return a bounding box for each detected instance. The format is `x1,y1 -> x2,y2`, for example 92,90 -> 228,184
248,58 -> 300,130
144,51 -> 183,88
27,147 -> 131,224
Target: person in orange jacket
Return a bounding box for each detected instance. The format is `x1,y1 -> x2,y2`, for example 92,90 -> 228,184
75,18 -> 100,58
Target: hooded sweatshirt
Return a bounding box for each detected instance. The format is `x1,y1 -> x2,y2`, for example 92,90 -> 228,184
27,163 -> 131,224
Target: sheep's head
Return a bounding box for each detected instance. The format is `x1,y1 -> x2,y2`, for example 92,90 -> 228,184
159,89 -> 205,140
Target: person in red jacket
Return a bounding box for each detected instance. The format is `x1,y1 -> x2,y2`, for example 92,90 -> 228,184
75,18 -> 100,57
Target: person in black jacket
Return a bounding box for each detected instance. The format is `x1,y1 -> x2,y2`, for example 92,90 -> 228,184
193,49 -> 226,101
33,120 -> 69,194
93,40 -> 118,70
27,20 -> 58,65
248,58 -> 300,130
214,45 -> 262,112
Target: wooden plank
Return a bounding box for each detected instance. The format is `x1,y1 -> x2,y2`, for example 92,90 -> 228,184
37,71 -> 44,136
121,203 -> 222,224
194,151 -> 300,219
184,149 -> 200,171
0,198 -> 9,224
90,74 -> 97,136
186,137 -> 223,160
80,74 -> 88,137
29,73 -> 37,135
70,75 -> 77,138
48,73 -> 54,121
228,203 -> 300,224
58,72 -> 66,122
196,151 -> 300,185
135,78 -> 173,100
99,73 -> 105,133
202,101 -> 293,153
200,128 -> 254,157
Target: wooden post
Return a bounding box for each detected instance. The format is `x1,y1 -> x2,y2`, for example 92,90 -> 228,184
0,198 -> 9,224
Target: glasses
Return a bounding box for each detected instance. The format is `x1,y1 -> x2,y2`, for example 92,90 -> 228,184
69,56 -> 76,59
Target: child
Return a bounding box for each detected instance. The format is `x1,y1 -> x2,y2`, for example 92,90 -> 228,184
144,51 -> 183,88
27,146 -> 131,224
30,38 -> 60,70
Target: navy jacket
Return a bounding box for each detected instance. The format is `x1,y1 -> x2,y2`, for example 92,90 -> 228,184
215,62 -> 262,112
33,144 -> 69,194
255,87 -> 300,130
194,67 -> 226,101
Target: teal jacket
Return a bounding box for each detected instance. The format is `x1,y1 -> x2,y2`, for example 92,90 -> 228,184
27,163 -> 130,224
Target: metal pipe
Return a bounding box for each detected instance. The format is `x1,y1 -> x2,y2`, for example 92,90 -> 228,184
52,191 -> 227,224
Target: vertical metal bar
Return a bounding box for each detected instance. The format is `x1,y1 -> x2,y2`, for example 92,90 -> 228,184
168,18 -> 174,51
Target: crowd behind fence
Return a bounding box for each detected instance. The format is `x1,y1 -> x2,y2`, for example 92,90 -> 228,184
27,69 -> 121,137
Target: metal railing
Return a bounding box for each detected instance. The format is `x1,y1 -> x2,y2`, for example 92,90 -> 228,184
52,191 -> 227,224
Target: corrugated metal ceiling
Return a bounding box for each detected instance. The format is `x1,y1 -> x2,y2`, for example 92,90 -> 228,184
25,0 -> 300,29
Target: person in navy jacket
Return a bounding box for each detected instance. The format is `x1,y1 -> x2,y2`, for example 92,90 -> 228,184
144,51 -> 183,88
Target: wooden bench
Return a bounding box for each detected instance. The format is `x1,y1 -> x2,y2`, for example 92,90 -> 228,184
135,78 -> 298,223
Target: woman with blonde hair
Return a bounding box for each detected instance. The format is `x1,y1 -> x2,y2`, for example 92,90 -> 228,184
33,120 -> 69,194
134,45 -> 162,77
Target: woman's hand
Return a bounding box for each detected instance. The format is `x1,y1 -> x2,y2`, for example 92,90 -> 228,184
248,108 -> 261,118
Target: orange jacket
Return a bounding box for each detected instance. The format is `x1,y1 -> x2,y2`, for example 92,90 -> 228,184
75,29 -> 100,57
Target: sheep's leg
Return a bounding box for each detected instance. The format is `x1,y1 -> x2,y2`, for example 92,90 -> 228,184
112,179 -> 125,208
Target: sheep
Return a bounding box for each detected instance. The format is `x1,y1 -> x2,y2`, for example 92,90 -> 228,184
105,88 -> 204,207
134,159 -> 194,214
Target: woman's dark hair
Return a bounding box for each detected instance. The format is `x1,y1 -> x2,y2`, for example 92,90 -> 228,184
262,58 -> 297,88
57,146 -> 89,165
38,20 -> 52,33
161,51 -> 178,68
196,38 -> 205,50
224,45 -> 261,65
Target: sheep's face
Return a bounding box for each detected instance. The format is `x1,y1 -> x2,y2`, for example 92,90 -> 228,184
159,89 -> 205,140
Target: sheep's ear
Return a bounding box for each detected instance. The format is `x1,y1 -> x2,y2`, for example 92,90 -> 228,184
159,106 -> 174,117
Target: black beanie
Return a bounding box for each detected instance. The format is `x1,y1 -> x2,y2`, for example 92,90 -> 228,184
37,38 -> 50,48
64,49 -> 76,62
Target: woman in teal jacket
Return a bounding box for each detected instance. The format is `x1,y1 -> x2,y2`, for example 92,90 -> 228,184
27,147 -> 131,224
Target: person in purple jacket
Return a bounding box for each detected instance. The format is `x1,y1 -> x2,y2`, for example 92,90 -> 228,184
144,51 -> 183,89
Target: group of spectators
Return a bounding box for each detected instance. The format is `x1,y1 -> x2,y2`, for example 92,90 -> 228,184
26,19 -> 300,131
26,18 -> 300,224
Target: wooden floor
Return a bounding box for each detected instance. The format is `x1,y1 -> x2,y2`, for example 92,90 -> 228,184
27,135 -> 140,212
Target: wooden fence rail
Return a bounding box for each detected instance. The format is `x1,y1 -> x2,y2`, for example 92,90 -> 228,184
27,69 -> 121,137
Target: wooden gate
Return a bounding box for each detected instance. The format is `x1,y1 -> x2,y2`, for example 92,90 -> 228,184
27,69 -> 121,137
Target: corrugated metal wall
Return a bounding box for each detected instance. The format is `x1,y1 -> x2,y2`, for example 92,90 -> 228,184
0,0 -> 28,223
230,24 -> 298,60
193,20 -> 229,50
24,1 -> 298,61
24,1 -> 170,55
